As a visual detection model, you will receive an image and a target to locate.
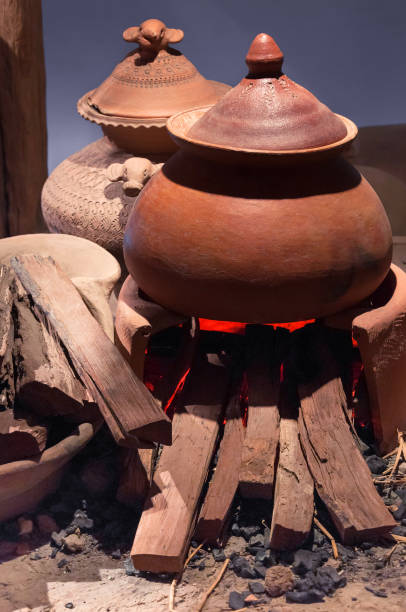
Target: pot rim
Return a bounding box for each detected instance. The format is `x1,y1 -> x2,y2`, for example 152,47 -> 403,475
166,106 -> 358,163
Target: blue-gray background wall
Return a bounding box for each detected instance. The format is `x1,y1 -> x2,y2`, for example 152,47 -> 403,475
42,0 -> 405,172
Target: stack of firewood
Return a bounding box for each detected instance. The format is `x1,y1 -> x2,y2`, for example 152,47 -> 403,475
0,255 -> 171,465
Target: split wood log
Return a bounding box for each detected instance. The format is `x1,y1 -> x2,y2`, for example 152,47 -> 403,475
116,447 -> 154,508
11,255 -> 171,448
12,278 -> 98,422
194,356 -> 245,544
131,349 -> 231,573
115,275 -> 186,379
0,266 -> 15,408
0,0 -> 47,235
0,407 -> 48,464
239,325 -> 288,499
269,379 -> 314,550
295,325 -> 396,544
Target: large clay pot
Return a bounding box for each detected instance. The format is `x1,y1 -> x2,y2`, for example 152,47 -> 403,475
42,19 -> 229,263
124,34 -> 392,323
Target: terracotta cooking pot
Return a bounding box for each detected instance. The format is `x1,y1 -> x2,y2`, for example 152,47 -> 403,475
124,33 -> 392,323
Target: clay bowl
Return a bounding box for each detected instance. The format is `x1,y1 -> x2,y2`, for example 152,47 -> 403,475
77,82 -> 230,155
0,421 -> 100,522
167,106 -> 358,167
0,233 -> 121,340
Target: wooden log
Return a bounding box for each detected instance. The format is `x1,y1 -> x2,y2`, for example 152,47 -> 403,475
0,0 -> 47,235
269,379 -> 314,550
115,275 -> 186,379
12,278 -> 98,422
239,325 -> 288,499
0,266 -> 15,408
194,359 -> 245,544
11,255 -> 171,448
131,348 -> 231,573
295,325 -> 396,544
0,407 -> 48,464
116,318 -> 199,506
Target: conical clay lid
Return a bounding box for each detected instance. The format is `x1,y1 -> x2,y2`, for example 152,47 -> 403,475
87,18 -> 227,120
188,33 -> 347,151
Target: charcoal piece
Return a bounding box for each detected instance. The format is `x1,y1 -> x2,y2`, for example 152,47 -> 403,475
198,561 -> 206,571
254,564 -> 266,579
249,582 -> 265,594
393,502 -> 406,521
57,558 -> 68,568
240,565 -> 257,580
312,528 -> 326,547
315,567 -> 347,595
231,523 -> 241,537
229,591 -> 245,610
366,455 -> 386,474
392,525 -> 406,536
51,530 -> 65,548
212,548 -> 226,562
240,525 -> 261,541
365,586 -> 388,598
358,439 -> 373,456
249,534 -> 264,548
286,589 -> 325,603
293,549 -> 322,575
30,552 -> 42,560
111,549 -> 121,560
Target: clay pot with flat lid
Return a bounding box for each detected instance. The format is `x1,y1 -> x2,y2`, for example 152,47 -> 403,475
124,33 -> 392,323
78,18 -> 229,154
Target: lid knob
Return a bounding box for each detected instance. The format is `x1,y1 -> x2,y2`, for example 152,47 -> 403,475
123,18 -> 184,57
245,33 -> 284,77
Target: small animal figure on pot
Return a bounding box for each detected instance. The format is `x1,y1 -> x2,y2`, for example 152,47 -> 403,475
106,158 -> 163,196
123,18 -> 184,55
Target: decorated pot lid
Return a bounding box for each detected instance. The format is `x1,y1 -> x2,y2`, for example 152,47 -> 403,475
78,18 -> 229,125
188,32 -> 348,151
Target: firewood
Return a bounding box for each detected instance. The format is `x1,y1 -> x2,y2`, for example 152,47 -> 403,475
131,347 -> 231,573
11,255 -> 171,448
194,359 -> 245,544
116,319 -> 199,507
0,407 -> 48,464
270,380 -> 314,550
239,325 -> 288,499
295,325 -> 396,544
12,278 -> 98,422
0,0 -> 47,235
0,266 -> 15,409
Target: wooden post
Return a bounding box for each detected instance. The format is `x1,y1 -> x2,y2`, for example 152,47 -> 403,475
0,0 -> 47,235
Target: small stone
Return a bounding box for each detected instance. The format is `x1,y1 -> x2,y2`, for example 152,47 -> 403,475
366,455 -> 386,474
123,557 -> 140,576
51,530 -> 65,548
286,589 -> 325,603
37,513 -> 59,535
244,593 -> 260,605
398,462 -> 406,474
249,581 -> 265,594
229,591 -> 245,610
65,604 -> 74,609
393,502 -> 406,521
30,551 -> 42,560
111,549 -> 121,560
212,548 -> 226,562
17,517 -> 34,538
58,558 -> 68,568
63,534 -> 83,554
293,549 -> 322,575
265,565 -> 295,597
0,541 -> 17,558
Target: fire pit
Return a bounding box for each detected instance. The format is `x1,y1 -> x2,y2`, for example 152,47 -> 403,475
112,31 -> 406,580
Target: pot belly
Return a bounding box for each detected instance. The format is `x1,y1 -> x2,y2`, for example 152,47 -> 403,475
124,158 -> 392,323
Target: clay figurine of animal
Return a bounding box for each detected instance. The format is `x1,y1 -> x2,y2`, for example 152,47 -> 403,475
106,157 -> 163,196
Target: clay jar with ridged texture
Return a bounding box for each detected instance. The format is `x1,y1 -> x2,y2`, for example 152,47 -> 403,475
124,33 -> 392,323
